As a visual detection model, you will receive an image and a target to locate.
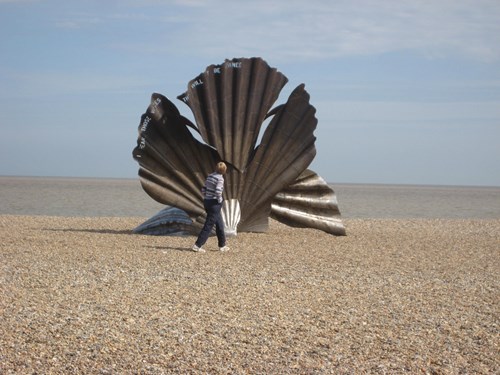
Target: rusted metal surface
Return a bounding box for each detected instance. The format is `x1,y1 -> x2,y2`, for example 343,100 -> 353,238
133,57 -> 345,236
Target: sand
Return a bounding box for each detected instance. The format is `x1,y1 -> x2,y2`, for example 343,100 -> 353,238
0,215 -> 498,374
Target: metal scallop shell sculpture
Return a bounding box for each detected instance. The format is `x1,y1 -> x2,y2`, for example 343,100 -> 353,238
133,57 -> 346,236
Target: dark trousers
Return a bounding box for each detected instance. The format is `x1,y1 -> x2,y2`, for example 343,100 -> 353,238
195,199 -> 226,248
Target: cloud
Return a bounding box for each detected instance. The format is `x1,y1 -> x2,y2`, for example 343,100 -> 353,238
0,70 -> 152,98
31,0 -> 500,63
153,0 -> 500,63
0,0 -> 37,3
315,100 -> 500,128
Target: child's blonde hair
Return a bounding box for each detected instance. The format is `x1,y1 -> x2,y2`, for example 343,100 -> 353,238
216,162 -> 227,175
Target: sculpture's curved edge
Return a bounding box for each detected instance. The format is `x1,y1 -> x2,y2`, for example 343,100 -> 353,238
133,206 -> 198,236
270,205 -> 346,236
269,169 -> 346,236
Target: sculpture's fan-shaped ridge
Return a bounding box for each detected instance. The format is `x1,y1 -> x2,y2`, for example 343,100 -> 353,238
271,170 -> 346,236
132,93 -> 219,220
238,84 -> 317,231
177,57 -> 288,172
133,57 -> 346,237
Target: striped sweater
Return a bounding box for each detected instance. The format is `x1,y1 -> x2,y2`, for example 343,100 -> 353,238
202,172 -> 224,202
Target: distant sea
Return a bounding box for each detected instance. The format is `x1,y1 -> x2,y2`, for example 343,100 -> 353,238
1,176 -> 499,219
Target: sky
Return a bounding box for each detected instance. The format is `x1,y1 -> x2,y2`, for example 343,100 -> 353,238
0,0 -> 499,186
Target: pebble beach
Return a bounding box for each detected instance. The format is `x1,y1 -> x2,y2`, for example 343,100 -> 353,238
1,215 -> 499,374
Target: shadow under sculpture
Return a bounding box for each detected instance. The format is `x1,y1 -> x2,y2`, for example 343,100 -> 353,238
133,57 -> 346,236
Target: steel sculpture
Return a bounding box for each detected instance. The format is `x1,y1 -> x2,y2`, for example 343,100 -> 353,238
133,57 -> 346,236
